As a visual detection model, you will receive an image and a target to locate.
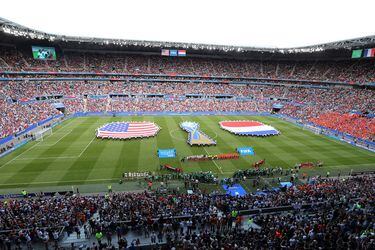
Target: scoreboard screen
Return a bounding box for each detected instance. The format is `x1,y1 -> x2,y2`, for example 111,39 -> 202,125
32,46 -> 57,60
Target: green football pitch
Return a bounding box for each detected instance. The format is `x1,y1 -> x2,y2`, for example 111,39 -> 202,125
0,115 -> 374,189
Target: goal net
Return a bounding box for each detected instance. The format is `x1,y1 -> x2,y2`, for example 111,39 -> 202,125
303,124 -> 321,135
34,127 -> 53,141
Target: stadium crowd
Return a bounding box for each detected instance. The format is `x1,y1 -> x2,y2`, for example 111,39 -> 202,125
0,175 -> 374,248
0,45 -> 374,141
0,80 -> 374,141
1,23 -> 375,250
310,113 -> 375,141
1,81 -> 374,103
0,99 -> 60,139
1,46 -> 375,83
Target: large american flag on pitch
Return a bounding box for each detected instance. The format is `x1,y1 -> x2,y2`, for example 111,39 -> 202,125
97,122 -> 160,139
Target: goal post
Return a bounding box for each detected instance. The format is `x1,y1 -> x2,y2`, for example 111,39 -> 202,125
34,127 -> 53,141
303,124 -> 321,135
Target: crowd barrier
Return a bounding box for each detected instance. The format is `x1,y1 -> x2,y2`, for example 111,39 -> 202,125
0,134 -> 13,145
105,199 -> 346,228
0,191 -> 73,200
78,111 -> 270,116
2,70 -> 370,87
351,170 -> 375,176
0,139 -> 30,158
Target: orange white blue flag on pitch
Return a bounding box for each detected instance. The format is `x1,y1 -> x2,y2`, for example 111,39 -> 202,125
219,120 -> 279,136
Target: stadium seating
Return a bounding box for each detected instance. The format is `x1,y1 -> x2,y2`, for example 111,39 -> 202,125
1,47 -> 375,83
0,49 -> 373,249
1,11 -> 375,250
0,80 -> 374,141
0,99 -> 60,139
0,175 -> 373,248
310,112 -> 375,141
0,45 -> 374,143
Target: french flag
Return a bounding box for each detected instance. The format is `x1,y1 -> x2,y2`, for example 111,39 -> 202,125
219,121 -> 280,136
364,48 -> 375,58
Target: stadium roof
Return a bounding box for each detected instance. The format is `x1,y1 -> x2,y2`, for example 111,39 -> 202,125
1,17 -> 375,55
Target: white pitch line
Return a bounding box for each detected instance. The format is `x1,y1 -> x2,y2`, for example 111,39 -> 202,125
203,147 -> 224,174
0,132 -> 57,169
77,137 -> 96,158
0,142 -> 43,169
0,177 -> 118,186
325,163 -> 375,168
0,118 -> 75,169
37,130 -> 73,147
14,156 -> 78,161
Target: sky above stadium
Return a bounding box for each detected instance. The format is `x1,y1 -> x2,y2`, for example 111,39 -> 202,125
1,0 -> 374,48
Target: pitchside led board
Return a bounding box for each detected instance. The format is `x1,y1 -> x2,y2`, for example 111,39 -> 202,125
31,46 -> 57,60
237,147 -> 255,156
157,148 -> 177,158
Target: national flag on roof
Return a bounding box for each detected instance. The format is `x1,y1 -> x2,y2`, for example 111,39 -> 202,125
169,50 -> 178,56
178,50 -> 186,56
364,48 -> 375,58
219,120 -> 280,136
161,49 -> 170,56
351,49 -> 362,58
97,121 -> 160,139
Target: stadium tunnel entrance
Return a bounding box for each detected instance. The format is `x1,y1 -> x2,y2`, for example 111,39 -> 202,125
52,102 -> 66,113
272,103 -> 284,113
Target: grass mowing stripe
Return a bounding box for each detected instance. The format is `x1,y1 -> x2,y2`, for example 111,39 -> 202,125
87,116 -> 142,181
136,116 -> 160,174
232,115 -> 305,167
1,118 -> 86,185
250,116 -> 370,167
155,116 -> 180,171
202,146 -> 223,174
281,125 -> 365,166
0,115 -> 373,189
0,177 -> 120,187
111,117 -> 143,178
31,118 -> 102,185
267,132 -> 325,163
81,117 -> 126,180
38,129 -> 74,147
0,118 -> 76,170
58,117 -> 110,183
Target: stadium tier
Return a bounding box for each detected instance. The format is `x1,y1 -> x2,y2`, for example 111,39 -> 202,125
0,175 -> 374,248
0,16 -> 374,249
1,82 -> 373,142
0,46 -> 375,83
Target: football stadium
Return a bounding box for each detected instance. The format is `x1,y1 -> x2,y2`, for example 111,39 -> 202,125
0,1 -> 374,249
